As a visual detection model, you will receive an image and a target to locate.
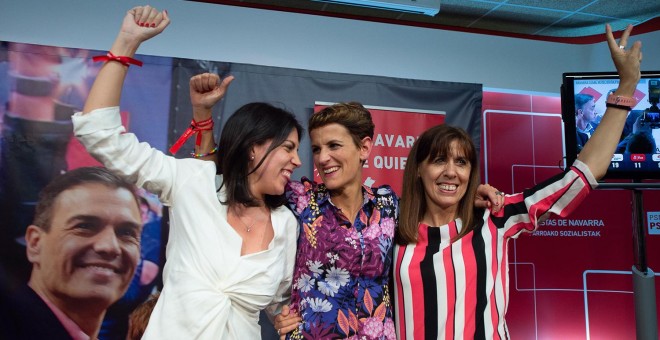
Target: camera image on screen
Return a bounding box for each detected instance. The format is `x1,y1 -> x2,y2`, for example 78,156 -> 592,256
562,71 -> 660,180
640,79 -> 660,129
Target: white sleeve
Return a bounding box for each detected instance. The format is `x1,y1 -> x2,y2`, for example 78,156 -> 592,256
72,106 -> 210,205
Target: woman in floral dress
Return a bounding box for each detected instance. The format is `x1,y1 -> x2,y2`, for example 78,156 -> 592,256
283,102 -> 398,339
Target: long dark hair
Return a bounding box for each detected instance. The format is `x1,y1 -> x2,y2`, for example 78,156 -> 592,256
397,124 -> 480,244
217,102 -> 303,209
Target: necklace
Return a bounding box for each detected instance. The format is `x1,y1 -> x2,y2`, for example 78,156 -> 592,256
232,207 -> 269,233
236,214 -> 255,232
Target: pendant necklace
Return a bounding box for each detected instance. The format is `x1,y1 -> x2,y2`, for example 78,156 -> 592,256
232,206 -> 269,233
237,215 -> 255,232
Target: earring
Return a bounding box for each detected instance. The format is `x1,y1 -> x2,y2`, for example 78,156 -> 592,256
250,156 -> 255,160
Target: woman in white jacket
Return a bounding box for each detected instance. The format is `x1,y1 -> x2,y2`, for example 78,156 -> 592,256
73,6 -> 302,339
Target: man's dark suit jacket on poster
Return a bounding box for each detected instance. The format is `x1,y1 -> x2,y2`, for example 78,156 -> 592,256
576,130 -> 589,153
0,285 -> 72,339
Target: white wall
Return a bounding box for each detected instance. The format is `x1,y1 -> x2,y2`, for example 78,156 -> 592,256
1,0 -> 658,93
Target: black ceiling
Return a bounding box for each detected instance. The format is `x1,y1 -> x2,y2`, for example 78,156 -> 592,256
190,0 -> 660,43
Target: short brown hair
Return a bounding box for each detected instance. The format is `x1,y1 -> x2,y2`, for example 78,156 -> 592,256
574,93 -> 594,114
32,167 -> 139,231
397,124 -> 480,244
127,292 -> 160,340
309,102 -> 375,147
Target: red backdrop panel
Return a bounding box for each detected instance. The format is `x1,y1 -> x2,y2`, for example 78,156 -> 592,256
483,90 -> 660,339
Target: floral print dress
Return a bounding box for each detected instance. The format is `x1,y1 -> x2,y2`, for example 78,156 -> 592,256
285,178 -> 399,339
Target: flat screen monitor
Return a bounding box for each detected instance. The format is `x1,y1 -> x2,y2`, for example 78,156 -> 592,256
561,71 -> 660,180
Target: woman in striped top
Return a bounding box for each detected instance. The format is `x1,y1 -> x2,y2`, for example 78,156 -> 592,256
393,24 -> 642,340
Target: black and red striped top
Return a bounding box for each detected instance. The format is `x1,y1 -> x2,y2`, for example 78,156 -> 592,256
394,160 -> 596,340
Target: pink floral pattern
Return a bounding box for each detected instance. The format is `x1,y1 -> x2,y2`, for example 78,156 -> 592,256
285,178 -> 399,339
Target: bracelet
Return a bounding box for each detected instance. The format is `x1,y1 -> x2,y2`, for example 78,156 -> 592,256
169,117 -> 214,154
606,103 -> 632,111
92,52 -> 143,67
605,93 -> 636,108
191,146 -> 219,158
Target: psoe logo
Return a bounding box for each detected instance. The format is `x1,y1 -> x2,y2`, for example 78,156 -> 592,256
648,212 -> 660,235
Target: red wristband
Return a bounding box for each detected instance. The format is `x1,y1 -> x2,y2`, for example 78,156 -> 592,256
169,117 -> 214,155
92,52 -> 143,67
